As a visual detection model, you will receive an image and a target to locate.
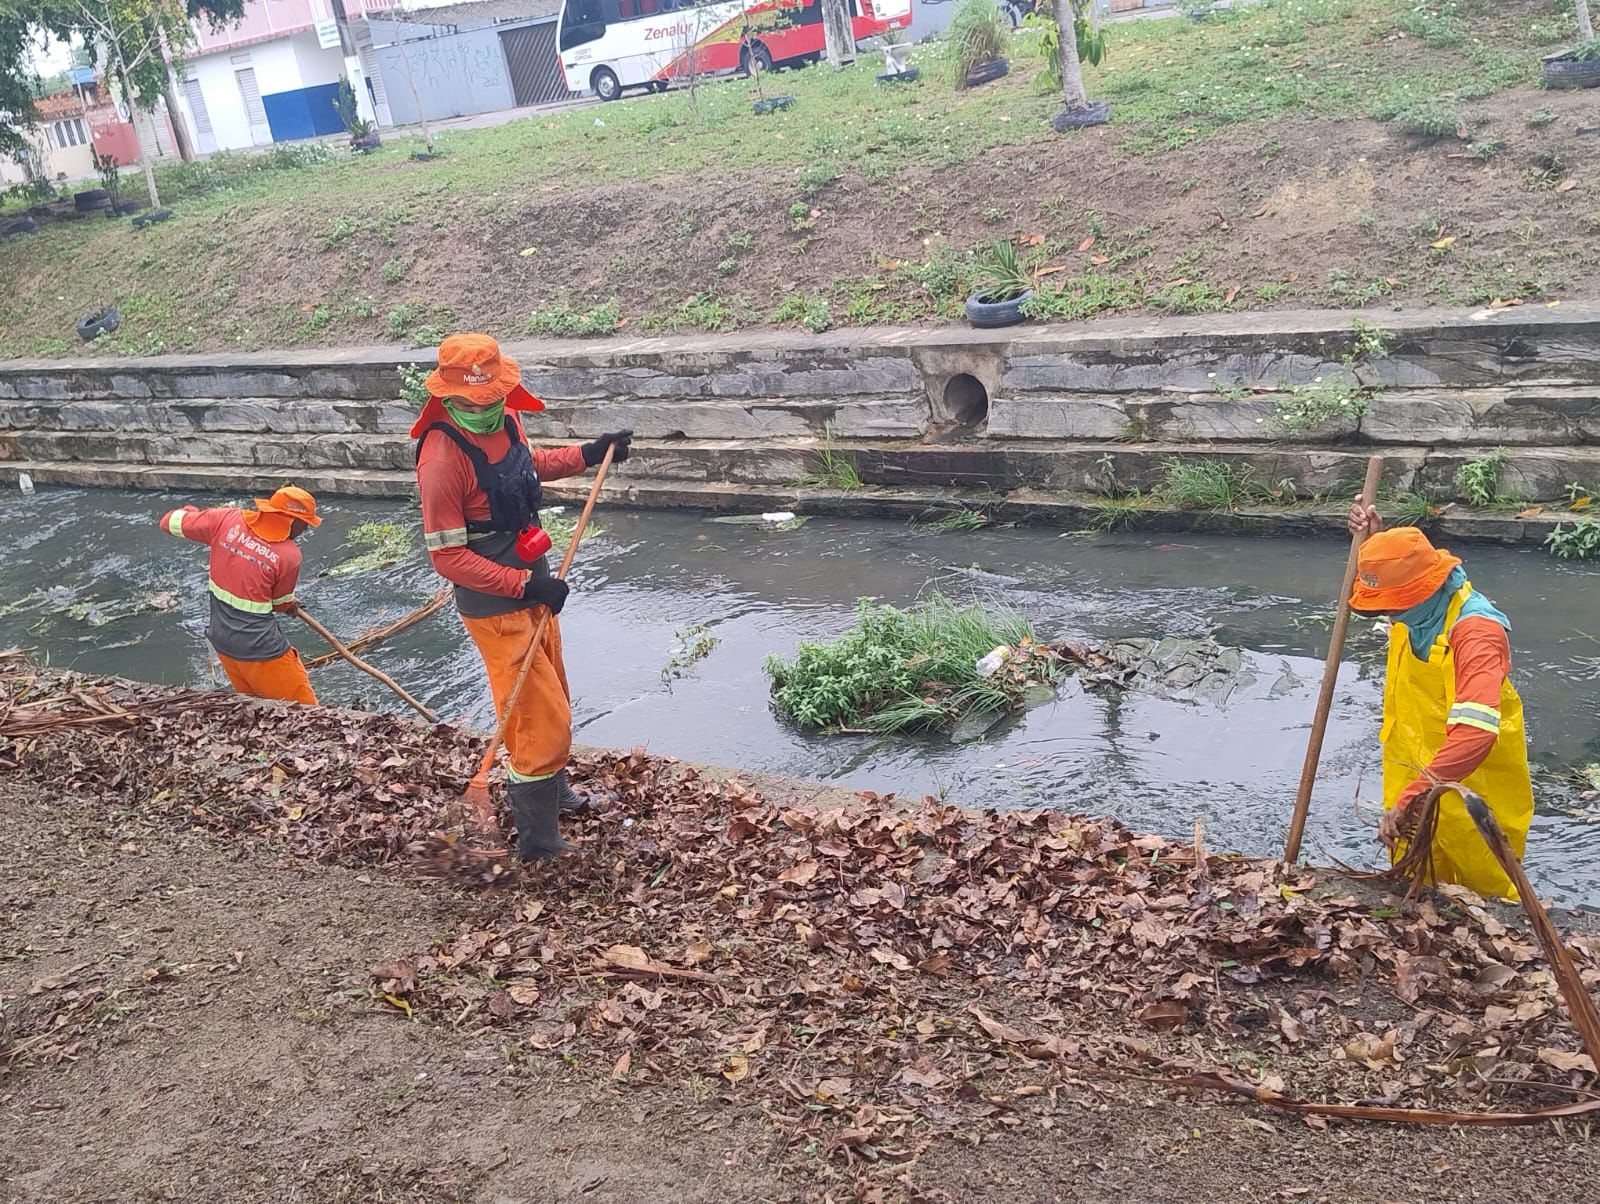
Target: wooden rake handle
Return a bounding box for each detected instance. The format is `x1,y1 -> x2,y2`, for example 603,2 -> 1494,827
296,605 -> 439,723
1283,454 -> 1383,863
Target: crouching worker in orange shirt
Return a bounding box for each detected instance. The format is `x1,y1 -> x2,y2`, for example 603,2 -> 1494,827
413,333 -> 631,861
158,486 -> 322,705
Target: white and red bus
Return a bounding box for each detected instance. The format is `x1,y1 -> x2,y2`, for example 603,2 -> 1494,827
557,0 -> 913,102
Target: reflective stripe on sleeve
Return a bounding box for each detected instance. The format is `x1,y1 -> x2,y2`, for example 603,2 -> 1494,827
1447,701 -> 1501,734
424,527 -> 469,551
271,593 -> 297,607
165,510 -> 186,536
209,580 -> 273,614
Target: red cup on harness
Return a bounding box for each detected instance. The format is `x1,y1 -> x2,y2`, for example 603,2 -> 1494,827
515,525 -> 553,564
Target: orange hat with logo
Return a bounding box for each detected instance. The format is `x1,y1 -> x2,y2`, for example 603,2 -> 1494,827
409,333 -> 545,438
1349,527 -> 1462,613
243,485 -> 321,540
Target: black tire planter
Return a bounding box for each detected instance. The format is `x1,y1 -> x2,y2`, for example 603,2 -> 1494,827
964,57 -> 1008,88
131,208 -> 173,229
351,132 -> 382,152
0,216 -> 38,237
112,200 -> 143,216
76,305 -> 120,342
877,67 -> 920,85
1543,51 -> 1600,90
1052,99 -> 1112,132
74,188 -> 110,211
410,151 -> 444,162
965,288 -> 1033,329
752,95 -> 796,115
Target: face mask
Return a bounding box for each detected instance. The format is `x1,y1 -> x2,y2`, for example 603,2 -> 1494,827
443,398 -> 506,435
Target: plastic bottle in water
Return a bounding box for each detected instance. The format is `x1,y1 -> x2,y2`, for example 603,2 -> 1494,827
17,472 -> 33,494
975,646 -> 1011,678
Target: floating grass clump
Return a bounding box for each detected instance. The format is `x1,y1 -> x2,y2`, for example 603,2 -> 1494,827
764,594 -> 1059,735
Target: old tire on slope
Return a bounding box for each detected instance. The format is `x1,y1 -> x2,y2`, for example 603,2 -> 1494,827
964,57 -> 1008,88
965,288 -> 1033,329
76,305 -> 120,342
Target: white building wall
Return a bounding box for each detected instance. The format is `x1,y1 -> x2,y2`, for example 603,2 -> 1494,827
292,30 -> 349,89
185,35 -> 306,151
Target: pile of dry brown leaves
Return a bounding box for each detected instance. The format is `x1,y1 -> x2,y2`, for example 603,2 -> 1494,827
4,660 -> 1598,1186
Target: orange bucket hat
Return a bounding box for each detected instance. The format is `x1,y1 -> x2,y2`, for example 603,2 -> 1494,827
424,332 -> 522,405
1349,527 -> 1462,613
243,485 -> 321,540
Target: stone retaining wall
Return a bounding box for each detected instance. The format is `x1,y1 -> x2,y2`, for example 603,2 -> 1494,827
2,306 -> 1598,543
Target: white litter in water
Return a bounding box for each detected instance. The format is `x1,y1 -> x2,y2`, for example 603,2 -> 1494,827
761,511 -> 796,523
546,506 -> 565,515
16,472 -> 33,493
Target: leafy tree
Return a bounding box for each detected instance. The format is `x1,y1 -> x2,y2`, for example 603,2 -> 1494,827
0,0 -> 243,173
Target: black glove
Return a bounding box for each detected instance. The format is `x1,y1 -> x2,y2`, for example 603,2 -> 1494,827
521,574 -> 570,615
582,429 -> 632,467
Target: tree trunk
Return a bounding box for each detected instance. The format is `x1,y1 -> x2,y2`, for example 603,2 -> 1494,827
821,0 -> 855,68
162,75 -> 195,162
1577,0 -> 1594,46
113,52 -> 161,209
1055,0 -> 1089,110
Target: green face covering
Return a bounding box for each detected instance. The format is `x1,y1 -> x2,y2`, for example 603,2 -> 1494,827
443,398 -> 506,435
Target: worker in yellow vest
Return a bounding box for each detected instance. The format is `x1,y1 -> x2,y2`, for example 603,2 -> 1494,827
1347,503 -> 1533,900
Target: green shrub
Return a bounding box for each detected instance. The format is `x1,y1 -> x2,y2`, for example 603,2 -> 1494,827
1454,448 -> 1507,507
946,0 -> 1011,88
528,298 -> 622,337
1545,519 -> 1600,560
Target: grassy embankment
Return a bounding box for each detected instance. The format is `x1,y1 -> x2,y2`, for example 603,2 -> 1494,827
0,0 -> 1595,358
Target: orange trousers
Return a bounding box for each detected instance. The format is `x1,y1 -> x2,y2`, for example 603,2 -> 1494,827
461,609 -> 571,781
216,647 -> 318,705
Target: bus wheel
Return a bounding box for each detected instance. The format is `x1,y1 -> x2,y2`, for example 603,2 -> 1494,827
741,42 -> 774,77
592,67 -> 621,102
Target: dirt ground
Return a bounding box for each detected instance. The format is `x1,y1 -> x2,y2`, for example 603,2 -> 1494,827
5,783 -> 1599,1204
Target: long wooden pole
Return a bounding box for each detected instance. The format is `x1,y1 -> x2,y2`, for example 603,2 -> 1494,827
1464,790 -> 1600,1071
1283,455 -> 1384,862
461,445 -> 616,817
295,606 -> 439,723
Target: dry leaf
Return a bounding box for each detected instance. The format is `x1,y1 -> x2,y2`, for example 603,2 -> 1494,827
1136,1000 -> 1189,1031
972,1008 -> 1030,1045
779,860 -> 820,886
1572,496 -> 1592,509
1224,285 -> 1241,304
723,1054 -> 751,1082
683,938 -> 714,966
1251,202 -> 1270,218
1555,178 -> 1577,193
1077,235 -> 1096,251
1022,232 -> 1046,246
1515,506 -> 1543,519
1431,236 -> 1457,250
1036,265 -> 1069,277
611,1050 -> 632,1079
603,944 -> 652,971
1090,253 -> 1110,265
1538,1048 -> 1597,1074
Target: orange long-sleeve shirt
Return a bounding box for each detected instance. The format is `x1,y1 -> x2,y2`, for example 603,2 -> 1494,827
1395,615 -> 1510,810
416,419 -> 587,604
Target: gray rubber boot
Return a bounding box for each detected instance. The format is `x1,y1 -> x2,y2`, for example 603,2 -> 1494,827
555,768 -> 589,815
507,777 -> 572,861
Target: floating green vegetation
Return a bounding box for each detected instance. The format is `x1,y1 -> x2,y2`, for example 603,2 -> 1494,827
325,522 -> 418,577
662,623 -> 720,680
764,594 -> 1059,735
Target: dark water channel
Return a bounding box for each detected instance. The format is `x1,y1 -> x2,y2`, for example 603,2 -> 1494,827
4,487 -> 1598,905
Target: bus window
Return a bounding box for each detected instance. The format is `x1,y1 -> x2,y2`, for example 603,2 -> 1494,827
559,0 -> 606,48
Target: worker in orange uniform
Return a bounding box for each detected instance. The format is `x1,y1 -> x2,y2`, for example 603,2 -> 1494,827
413,332 -> 631,860
1347,502 -> 1533,900
159,486 -> 323,705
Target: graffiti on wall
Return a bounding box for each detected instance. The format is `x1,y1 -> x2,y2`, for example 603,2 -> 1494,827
375,27 -> 518,121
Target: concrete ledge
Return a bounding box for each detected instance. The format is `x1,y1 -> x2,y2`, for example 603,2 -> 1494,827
2,460 -> 1584,549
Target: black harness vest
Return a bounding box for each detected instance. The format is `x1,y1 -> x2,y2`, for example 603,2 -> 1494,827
414,411 -> 543,538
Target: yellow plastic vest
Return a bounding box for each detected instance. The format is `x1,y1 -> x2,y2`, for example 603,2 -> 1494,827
1381,583 -> 1533,901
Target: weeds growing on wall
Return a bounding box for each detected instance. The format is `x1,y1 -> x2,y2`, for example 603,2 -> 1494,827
764,595 -> 1058,734
1454,447 -> 1508,507
1545,518 -> 1599,560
